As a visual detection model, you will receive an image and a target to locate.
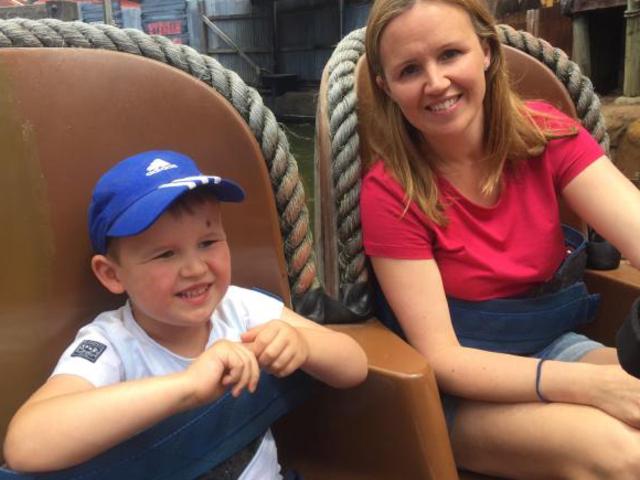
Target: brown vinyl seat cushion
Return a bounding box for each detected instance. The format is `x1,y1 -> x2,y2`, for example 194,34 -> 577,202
0,48 -> 288,449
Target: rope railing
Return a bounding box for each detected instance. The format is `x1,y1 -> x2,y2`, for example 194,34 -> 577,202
497,24 -> 609,152
323,25 -> 610,311
0,18 -> 609,318
0,18 -> 320,298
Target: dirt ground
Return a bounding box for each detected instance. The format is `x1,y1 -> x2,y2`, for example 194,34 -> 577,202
601,96 -> 640,182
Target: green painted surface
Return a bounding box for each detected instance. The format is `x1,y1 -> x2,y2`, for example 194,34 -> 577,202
283,122 -> 315,233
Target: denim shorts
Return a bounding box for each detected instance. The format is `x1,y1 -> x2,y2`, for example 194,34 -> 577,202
441,331 -> 605,431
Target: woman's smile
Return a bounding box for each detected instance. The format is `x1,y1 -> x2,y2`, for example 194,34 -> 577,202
426,94 -> 462,113
378,0 -> 490,147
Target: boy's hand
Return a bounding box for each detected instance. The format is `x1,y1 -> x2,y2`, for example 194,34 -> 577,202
241,320 -> 309,377
186,340 -> 260,404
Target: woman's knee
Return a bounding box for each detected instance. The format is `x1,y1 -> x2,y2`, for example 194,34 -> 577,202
567,426 -> 640,480
452,401 -> 640,479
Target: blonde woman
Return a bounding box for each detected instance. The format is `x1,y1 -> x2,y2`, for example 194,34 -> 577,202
361,0 -> 640,477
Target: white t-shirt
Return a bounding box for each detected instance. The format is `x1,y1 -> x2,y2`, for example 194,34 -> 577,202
52,285 -> 285,480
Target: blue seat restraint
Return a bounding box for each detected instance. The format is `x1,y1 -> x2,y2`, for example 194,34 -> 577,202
0,371 -> 313,480
373,225 -> 600,354
449,282 -> 599,354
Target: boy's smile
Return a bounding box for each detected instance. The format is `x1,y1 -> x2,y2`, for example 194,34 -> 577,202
92,196 -> 231,353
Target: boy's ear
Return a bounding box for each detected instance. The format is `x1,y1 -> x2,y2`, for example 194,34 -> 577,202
91,255 -> 125,294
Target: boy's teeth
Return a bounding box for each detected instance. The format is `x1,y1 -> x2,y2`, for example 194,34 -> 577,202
180,285 -> 208,298
429,97 -> 458,111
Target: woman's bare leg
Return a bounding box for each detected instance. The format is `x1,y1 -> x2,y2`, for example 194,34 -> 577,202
580,346 -> 618,365
451,399 -> 640,480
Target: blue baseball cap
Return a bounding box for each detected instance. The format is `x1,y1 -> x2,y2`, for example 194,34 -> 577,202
89,150 -> 245,254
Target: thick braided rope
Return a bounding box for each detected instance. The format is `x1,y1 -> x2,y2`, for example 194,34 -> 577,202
497,24 -> 610,152
325,25 -> 610,304
325,28 -> 368,295
0,17 -> 319,296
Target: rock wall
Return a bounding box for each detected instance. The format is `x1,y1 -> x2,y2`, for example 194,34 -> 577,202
602,98 -> 640,184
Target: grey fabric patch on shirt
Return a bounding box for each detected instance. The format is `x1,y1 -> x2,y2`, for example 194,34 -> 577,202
71,340 -> 107,363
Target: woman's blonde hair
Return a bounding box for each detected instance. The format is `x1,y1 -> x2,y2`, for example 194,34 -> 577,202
364,0 -> 575,224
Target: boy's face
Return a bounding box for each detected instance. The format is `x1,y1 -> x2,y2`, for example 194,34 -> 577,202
92,197 -> 231,338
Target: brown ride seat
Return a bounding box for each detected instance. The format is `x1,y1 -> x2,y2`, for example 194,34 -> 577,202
0,45 -> 469,480
312,43 -> 640,480
2,43 -> 639,480
0,47 -> 289,434
0,47 -> 306,474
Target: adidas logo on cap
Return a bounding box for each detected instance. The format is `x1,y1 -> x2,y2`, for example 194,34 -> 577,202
146,158 -> 178,176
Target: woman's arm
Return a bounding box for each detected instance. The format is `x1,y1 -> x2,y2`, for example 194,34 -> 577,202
562,155 -> 640,267
371,256 -> 640,420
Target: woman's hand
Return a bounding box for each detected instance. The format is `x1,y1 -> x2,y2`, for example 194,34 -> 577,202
586,364 -> 640,428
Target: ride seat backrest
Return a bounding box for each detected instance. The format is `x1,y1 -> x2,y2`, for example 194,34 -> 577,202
355,44 -> 583,230
346,44 -> 587,480
0,48 -> 289,454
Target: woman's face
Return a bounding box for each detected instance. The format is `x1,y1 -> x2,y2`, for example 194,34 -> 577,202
377,0 -> 490,147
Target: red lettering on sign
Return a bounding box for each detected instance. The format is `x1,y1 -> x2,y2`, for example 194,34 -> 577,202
146,21 -> 182,36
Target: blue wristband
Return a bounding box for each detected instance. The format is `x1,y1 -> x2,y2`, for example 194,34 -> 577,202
535,358 -> 550,403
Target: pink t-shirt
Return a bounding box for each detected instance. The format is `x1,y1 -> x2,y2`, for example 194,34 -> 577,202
360,102 -> 604,301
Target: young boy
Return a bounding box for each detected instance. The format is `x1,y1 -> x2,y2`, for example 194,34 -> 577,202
3,150 -> 368,476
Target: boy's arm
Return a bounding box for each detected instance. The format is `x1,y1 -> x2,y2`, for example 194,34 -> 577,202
4,372 -> 197,472
3,339 -> 259,473
242,307 -> 368,389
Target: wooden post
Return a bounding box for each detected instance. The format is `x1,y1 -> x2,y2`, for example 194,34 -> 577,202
103,0 -> 114,25
624,0 -> 640,97
273,0 -> 278,73
338,0 -> 344,39
572,13 -> 591,78
526,8 -> 540,37
196,0 -> 207,53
